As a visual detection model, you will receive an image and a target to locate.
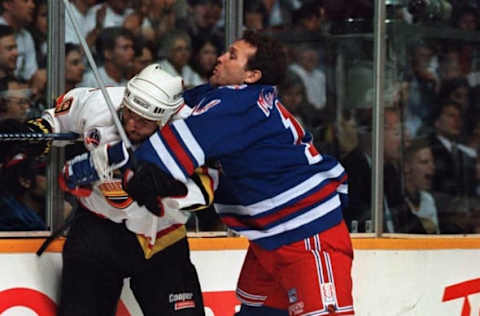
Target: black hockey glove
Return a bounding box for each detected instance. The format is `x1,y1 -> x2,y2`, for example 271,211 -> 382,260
0,118 -> 53,160
124,161 -> 187,216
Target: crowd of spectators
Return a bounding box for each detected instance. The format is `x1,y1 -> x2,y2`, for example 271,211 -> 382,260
0,0 -> 480,234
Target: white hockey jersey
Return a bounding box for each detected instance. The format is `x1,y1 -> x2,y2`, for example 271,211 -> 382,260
42,86 -> 212,258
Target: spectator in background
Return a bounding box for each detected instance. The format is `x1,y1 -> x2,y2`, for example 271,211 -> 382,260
65,0 -> 102,48
64,43 -> 85,93
393,137 -> 439,234
190,36 -> 220,84
79,27 -> 134,87
429,100 -> 477,199
261,0 -> 301,30
158,30 -> 202,88
243,0 -> 268,31
449,6 -> 480,88
437,77 -> 475,138
127,37 -> 155,80
28,43 -> 84,119
0,77 -> 31,121
0,117 -> 57,231
28,0 -> 47,112
123,0 -> 177,44
0,147 -> 47,231
0,24 -> 17,81
184,0 -> 224,51
452,5 -> 479,32
437,48 -> 463,82
291,1 -> 325,33
277,70 -> 324,141
289,43 -> 327,110
406,39 -> 439,126
383,107 -> 411,232
30,0 -> 47,68
86,0 -> 132,31
403,136 -> 470,234
341,106 -> 409,233
0,0 -> 43,88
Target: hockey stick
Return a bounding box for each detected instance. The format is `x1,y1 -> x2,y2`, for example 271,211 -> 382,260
63,0 -> 133,153
0,132 -> 80,141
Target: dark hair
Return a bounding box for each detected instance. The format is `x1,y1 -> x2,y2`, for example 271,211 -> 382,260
243,0 -> 268,27
133,36 -> 157,59
65,42 -> 82,57
451,5 -> 479,30
292,2 -> 321,26
0,24 -> 14,39
96,27 -> 134,63
438,77 -> 470,102
0,76 -> 26,114
191,36 -> 221,76
431,99 -> 463,122
242,30 -> 287,85
278,70 -> 304,94
404,137 -> 431,163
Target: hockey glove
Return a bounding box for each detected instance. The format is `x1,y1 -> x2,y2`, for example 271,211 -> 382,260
124,161 -> 187,216
0,118 -> 53,161
59,152 -> 98,197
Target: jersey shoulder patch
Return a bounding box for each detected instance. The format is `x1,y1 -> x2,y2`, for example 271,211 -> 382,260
257,87 -> 276,117
54,94 -> 73,115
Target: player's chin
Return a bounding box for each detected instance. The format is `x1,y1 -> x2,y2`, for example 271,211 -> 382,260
209,73 -> 222,86
126,133 -> 148,145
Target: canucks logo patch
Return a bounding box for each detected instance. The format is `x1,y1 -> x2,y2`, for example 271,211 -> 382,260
98,178 -> 133,209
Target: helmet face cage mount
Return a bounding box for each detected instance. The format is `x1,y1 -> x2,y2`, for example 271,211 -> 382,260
123,64 -> 184,127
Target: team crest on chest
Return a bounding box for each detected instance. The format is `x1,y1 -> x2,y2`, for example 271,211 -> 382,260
98,176 -> 133,209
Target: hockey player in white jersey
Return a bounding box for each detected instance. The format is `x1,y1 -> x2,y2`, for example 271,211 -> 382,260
19,64 -> 211,316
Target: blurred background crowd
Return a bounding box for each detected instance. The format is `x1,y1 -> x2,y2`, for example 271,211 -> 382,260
0,0 -> 480,235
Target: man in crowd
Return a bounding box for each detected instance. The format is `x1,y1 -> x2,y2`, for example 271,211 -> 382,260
79,27 -> 135,87
67,30 -> 354,316
10,65 -> 210,315
0,0 -> 38,82
0,24 -> 17,80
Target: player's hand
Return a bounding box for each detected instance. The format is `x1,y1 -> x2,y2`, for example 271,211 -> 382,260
123,161 -> 187,216
60,152 -> 99,190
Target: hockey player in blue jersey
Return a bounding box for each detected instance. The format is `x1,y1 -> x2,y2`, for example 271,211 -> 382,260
65,31 -> 355,316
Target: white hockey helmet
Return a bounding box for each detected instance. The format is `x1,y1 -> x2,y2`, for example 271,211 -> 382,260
123,64 -> 184,126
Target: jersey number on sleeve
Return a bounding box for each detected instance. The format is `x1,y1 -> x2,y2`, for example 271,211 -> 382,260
276,101 -> 321,164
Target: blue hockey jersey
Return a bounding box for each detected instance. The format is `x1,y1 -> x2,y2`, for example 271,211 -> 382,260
134,83 -> 348,250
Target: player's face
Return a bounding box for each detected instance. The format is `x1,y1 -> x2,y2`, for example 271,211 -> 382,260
122,106 -> 159,144
210,39 -> 257,86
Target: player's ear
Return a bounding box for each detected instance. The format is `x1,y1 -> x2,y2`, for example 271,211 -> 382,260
245,69 -> 262,84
